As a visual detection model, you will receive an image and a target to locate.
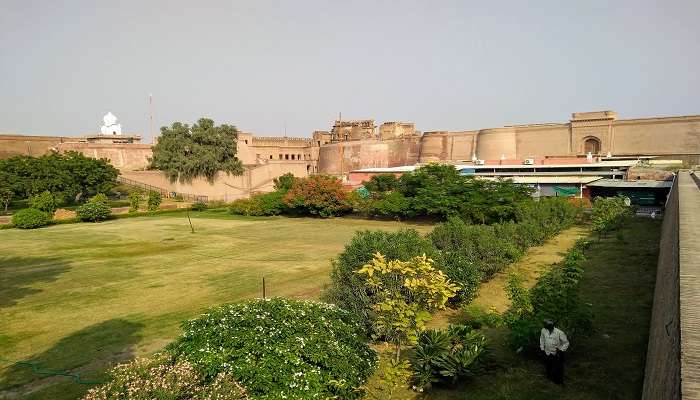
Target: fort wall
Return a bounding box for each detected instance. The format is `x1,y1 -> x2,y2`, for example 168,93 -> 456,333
57,142 -> 152,170
0,134 -> 67,158
476,127 -> 517,160
318,137 -> 421,175
612,117 -> 700,157
2,110 -> 698,179
120,161 -> 310,201
514,124 -> 570,158
642,176 -> 680,400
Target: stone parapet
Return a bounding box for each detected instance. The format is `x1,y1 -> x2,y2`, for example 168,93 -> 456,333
642,172 -> 700,399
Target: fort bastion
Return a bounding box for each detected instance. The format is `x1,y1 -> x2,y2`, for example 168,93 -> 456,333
1,110 -> 698,200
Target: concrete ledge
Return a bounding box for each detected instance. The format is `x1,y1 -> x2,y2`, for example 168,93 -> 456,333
642,172 -> 700,399
679,172 -> 700,399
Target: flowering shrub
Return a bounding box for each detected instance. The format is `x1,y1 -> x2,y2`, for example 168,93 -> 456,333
76,198 -> 111,222
169,298 -> 377,399
283,175 -> 350,217
82,353 -> 248,400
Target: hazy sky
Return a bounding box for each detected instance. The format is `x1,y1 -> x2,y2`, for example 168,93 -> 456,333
1,0 -> 699,142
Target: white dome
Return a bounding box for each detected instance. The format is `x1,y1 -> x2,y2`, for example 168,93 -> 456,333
103,112 -> 118,126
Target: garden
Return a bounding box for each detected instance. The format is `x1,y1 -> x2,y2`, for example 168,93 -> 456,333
1,146 -> 658,399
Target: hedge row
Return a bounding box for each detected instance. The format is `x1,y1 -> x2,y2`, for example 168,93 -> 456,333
324,197 -> 581,334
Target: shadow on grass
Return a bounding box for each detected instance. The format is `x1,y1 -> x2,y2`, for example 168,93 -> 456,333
0,256 -> 72,309
0,319 -> 144,397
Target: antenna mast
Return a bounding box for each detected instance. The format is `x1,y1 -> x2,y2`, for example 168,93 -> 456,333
148,94 -> 154,142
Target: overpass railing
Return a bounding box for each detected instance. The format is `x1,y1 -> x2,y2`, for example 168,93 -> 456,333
117,176 -> 208,203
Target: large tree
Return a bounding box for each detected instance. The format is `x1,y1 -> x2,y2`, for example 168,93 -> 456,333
150,118 -> 244,183
0,152 -> 118,203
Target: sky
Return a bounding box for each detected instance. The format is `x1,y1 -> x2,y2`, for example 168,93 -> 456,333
1,0 -> 699,143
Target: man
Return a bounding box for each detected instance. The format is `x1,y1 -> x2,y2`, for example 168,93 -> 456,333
540,319 -> 569,384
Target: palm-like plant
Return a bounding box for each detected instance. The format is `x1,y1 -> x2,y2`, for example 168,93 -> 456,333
411,325 -> 487,390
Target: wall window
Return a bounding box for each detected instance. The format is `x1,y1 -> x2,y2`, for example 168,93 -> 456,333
285,154 -> 289,160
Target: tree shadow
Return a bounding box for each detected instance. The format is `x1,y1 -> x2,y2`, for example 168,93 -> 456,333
0,319 -> 144,397
0,256 -> 72,309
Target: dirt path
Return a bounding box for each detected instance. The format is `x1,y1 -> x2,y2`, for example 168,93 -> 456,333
471,225 -> 590,313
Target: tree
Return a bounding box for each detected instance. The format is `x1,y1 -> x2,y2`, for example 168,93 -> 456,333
0,170 -> 12,212
356,253 -> 459,361
273,172 -> 296,191
395,163 -> 533,223
283,175 -> 350,217
0,152 -> 118,203
150,118 -> 244,183
363,174 -> 399,194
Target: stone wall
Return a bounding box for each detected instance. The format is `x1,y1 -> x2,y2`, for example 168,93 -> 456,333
318,137 -> 421,175
642,176 -> 681,400
0,134 -> 67,158
57,142 -> 152,170
120,161 -> 310,201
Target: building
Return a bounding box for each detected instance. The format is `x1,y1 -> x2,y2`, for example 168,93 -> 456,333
318,111 -> 700,174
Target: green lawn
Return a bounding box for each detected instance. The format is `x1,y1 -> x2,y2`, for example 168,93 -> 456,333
0,213 -> 660,400
0,211 -> 432,400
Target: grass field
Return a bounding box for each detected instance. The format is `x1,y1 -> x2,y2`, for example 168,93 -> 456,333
0,213 -> 660,400
0,211 -> 432,399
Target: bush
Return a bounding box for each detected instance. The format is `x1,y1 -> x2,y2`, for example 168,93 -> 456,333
347,190 -> 374,217
459,304 -> 504,330
147,191 -> 162,211
273,172 -> 296,191
363,173 -> 399,193
283,175 -> 350,217
169,298 -> 377,399
28,191 -> 57,214
429,217 -> 517,297
591,196 -> 631,236
228,191 -> 286,216
191,200 -> 207,211
76,199 -> 112,222
128,192 -> 140,212
411,325 -> 487,390
371,191 -> 410,218
89,193 -> 109,204
11,208 -> 51,229
324,229 -> 437,333
82,353 -> 248,400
